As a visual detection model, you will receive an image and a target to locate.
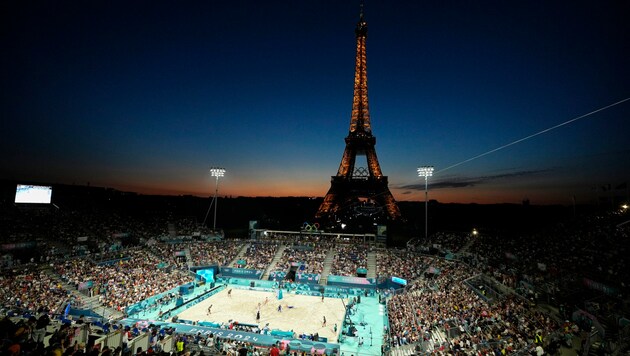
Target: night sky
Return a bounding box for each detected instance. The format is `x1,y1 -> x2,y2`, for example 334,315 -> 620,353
2,1 -> 629,205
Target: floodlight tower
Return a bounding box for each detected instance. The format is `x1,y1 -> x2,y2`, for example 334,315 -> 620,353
417,166 -> 434,240
209,167 -> 225,232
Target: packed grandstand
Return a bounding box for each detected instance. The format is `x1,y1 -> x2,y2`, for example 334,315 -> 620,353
1,193 -> 629,356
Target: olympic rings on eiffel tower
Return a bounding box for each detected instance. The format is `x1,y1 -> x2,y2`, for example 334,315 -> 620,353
353,167 -> 369,177
302,222 -> 320,231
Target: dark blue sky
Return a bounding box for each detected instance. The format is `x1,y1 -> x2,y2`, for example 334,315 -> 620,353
2,1 -> 629,204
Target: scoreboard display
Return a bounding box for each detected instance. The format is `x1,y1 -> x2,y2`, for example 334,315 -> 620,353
14,184 -> 52,204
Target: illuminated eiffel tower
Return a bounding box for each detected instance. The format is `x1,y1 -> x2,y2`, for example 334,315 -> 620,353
316,6 -> 401,223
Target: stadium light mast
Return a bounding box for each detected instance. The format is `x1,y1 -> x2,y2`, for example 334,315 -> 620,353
417,166 -> 434,240
210,167 -> 226,232
203,167 -> 226,231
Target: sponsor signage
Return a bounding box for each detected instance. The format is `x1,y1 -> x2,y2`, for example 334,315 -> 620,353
220,267 -> 262,280
391,276 -> 407,286
326,275 -> 376,289
295,273 -> 320,284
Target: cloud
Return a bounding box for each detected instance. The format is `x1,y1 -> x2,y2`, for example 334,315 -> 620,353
431,181 -> 479,189
398,169 -> 550,191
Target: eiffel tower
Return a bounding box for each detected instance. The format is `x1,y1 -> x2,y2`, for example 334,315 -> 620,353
316,6 -> 401,223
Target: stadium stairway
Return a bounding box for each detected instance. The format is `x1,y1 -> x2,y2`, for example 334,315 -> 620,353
184,248 -> 193,269
367,251 -> 377,279
457,236 -> 477,254
431,328 -> 448,350
42,268 -> 86,305
319,247 -> 337,285
229,242 -> 252,267
261,244 -> 287,280
42,268 -> 126,320
167,223 -> 177,238
390,344 -> 417,356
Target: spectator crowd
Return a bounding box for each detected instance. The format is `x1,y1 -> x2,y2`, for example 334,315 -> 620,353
2,191 -> 629,356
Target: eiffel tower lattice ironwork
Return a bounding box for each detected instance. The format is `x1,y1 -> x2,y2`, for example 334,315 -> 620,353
316,8 -> 401,221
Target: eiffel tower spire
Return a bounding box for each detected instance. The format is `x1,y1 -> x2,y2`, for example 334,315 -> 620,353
349,0 -> 371,136
316,5 -> 401,223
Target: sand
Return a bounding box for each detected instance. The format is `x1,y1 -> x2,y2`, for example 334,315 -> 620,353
175,287 -> 346,341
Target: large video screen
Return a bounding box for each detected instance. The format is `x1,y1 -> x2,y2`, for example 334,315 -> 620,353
15,184 -> 53,204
